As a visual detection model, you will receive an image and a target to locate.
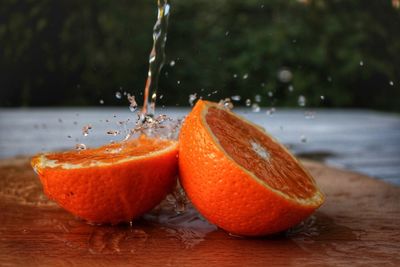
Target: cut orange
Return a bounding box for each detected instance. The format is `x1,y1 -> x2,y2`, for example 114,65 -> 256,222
31,135 -> 178,224
178,100 -> 324,236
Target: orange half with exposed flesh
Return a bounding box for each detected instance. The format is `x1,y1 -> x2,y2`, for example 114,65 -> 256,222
178,100 -> 324,236
31,136 -> 178,224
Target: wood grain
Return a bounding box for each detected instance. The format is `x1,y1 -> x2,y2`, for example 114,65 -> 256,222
0,156 -> 399,266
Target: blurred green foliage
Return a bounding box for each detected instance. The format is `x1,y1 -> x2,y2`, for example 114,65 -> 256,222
0,0 -> 399,110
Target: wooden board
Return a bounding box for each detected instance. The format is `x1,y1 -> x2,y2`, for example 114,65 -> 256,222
0,156 -> 399,266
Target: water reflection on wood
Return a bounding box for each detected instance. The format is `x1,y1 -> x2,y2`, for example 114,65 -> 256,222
0,157 -> 399,266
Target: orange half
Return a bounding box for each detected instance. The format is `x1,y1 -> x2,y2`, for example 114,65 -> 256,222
31,135 -> 178,224
179,100 -> 324,236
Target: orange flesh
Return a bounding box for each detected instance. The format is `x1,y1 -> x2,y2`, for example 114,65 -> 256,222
205,107 -> 316,200
45,136 -> 175,166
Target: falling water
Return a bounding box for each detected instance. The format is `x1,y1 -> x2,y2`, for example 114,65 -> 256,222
141,0 -> 171,117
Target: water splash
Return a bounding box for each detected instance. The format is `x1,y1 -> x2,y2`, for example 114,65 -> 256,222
188,93 -> 197,106
144,183 -> 217,249
75,143 -> 87,151
82,124 -> 92,137
127,94 -> 138,112
218,98 -> 234,110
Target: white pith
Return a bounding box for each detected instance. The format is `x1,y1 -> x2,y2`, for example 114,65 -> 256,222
36,142 -> 178,170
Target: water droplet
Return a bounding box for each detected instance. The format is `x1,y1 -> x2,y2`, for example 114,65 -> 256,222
127,94 -> 137,112
251,103 -> 260,112
300,135 -> 307,143
177,80 -> 181,85
233,74 -> 238,78
115,91 -> 122,99
99,99 -> 104,105
320,95 -> 325,100
207,90 -> 218,96
261,82 -> 266,87
170,60 -> 176,67
231,95 -> 241,101
389,81 -> 394,86
75,143 -> 87,151
261,4 -> 265,8
159,94 -> 164,99
107,130 -> 120,136
243,73 -> 249,80
254,94 -> 262,103
298,95 -> 306,107
58,118 -> 63,123
218,98 -> 234,110
82,124 -> 92,136
268,91 -> 273,97
288,85 -> 294,92
225,31 -> 230,36
266,107 -> 276,116
359,61 -> 364,66
277,68 -> 293,83
189,93 -> 197,106
245,99 -> 251,107
327,76 -> 332,82
67,135 -> 72,138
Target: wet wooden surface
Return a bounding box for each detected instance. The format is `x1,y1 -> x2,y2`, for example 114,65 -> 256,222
0,157 -> 399,266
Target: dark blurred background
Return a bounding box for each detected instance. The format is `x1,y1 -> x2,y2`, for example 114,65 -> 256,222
0,0 -> 399,110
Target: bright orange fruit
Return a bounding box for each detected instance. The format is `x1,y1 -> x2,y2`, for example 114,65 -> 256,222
31,135 -> 178,224
179,100 -> 325,236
